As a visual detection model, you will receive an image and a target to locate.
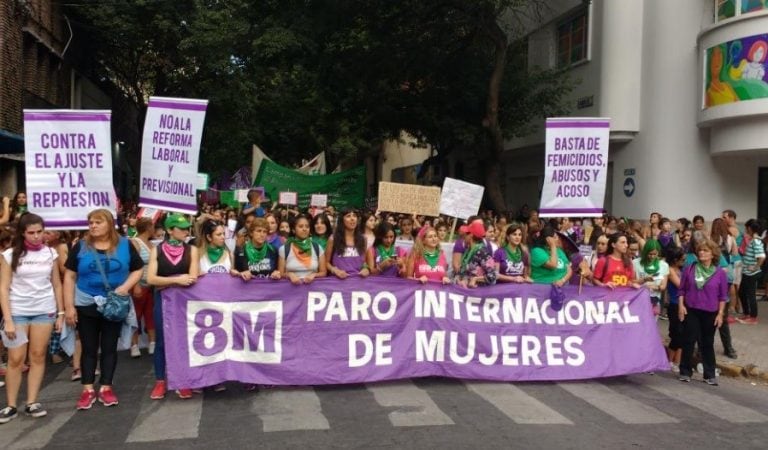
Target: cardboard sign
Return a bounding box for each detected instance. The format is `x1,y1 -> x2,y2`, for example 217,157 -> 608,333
279,191 -> 298,205
377,182 -> 441,216
439,177 -> 484,220
310,194 -> 328,208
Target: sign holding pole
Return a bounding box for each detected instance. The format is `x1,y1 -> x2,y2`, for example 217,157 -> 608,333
139,96 -> 208,214
539,117 -> 610,217
23,109 -> 116,229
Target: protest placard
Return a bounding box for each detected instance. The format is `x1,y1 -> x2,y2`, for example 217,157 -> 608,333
137,207 -> 162,223
310,194 -> 328,208
377,182 -> 441,216
24,110 -> 115,229
163,275 -> 669,388
439,177 -> 484,220
235,189 -> 250,202
539,118 -> 610,217
196,173 -> 209,190
139,96 -> 208,214
279,192 -> 298,205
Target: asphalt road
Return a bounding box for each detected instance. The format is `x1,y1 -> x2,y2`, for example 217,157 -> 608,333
1,352 -> 768,449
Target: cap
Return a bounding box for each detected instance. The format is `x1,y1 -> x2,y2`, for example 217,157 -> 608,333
459,219 -> 485,239
164,213 -> 191,230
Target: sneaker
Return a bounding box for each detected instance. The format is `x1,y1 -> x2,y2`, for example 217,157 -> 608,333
0,406 -> 18,424
670,363 -> 680,373
704,378 -> 719,386
659,314 -> 669,321
725,350 -> 738,359
148,342 -> 156,355
696,363 -> 704,374
213,383 -> 227,393
176,389 -> 193,399
678,375 -> 691,382
0,380 -> 4,388
727,316 -> 737,324
130,345 -> 141,358
99,388 -> 119,407
150,381 -> 167,400
737,317 -> 758,324
76,390 -> 97,410
24,403 -> 47,418
71,368 -> 81,382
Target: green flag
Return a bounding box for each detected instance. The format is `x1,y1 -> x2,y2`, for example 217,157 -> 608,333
219,191 -> 239,208
254,159 -> 365,209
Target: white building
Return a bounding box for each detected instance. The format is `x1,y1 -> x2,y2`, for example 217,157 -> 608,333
504,0 -> 768,221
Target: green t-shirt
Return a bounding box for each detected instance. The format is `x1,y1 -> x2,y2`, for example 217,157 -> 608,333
530,247 -> 569,284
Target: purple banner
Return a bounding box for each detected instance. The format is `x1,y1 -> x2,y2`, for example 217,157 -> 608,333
162,275 -> 668,389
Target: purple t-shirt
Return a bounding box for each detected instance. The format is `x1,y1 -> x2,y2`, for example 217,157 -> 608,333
679,265 -> 728,312
493,247 -> 528,277
373,246 -> 399,277
332,245 -> 366,274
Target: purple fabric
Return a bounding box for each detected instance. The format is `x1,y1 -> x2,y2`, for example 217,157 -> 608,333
332,246 -> 365,274
679,265 -> 728,312
162,275 -> 669,389
373,247 -> 399,277
493,247 -> 527,276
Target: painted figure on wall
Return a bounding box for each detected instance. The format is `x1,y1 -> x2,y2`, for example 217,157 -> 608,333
705,34 -> 768,108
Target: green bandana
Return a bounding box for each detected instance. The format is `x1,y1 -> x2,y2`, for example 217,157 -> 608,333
377,244 -> 395,261
312,236 -> 327,249
504,244 -> 522,263
694,262 -> 716,289
643,259 -> 660,276
207,245 -> 225,264
422,249 -> 440,268
460,243 -> 483,270
245,241 -> 272,265
287,237 -> 313,254
167,239 -> 184,246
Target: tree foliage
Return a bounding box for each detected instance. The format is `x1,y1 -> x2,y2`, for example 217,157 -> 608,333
66,0 -> 573,209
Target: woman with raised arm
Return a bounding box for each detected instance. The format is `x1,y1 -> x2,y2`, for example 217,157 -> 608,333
530,225 -> 572,287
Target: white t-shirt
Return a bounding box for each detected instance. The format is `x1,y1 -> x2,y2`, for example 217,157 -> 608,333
633,258 -> 669,298
283,244 -> 325,279
200,252 -> 232,274
3,247 -> 58,316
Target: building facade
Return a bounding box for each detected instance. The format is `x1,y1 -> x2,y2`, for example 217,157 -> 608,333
0,0 -> 112,197
504,0 -> 768,221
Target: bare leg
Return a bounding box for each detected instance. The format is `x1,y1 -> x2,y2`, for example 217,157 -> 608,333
5,326 -> 30,408
26,323 -> 54,404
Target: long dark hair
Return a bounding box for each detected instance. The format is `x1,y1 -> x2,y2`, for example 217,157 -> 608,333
606,232 -> 632,269
373,222 -> 396,248
311,213 -> 333,239
197,219 -> 223,250
533,225 -> 557,249
332,208 -> 366,256
11,213 -> 44,271
290,213 -> 313,237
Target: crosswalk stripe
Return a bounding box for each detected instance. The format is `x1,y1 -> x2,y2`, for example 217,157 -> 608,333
366,380 -> 454,427
126,392 -> 204,442
0,368 -> 76,450
558,381 -> 679,424
642,376 -> 768,423
465,382 -> 573,425
250,388 -> 330,432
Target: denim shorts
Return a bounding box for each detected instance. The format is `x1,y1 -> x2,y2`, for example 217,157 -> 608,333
11,312 -> 57,325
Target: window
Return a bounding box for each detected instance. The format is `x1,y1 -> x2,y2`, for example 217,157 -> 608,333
557,9 -> 588,68
715,0 -> 768,23
717,0 -> 737,20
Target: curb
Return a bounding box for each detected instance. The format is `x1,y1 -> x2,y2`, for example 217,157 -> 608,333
716,361 -> 768,382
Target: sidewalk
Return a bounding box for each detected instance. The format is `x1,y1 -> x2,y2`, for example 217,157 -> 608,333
656,311 -> 768,381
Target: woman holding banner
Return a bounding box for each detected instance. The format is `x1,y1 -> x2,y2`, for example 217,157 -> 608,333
146,213 -> 198,400
592,233 -> 640,289
530,225 -> 572,286
454,219 -> 497,288
326,208 -> 370,278
494,223 -> 532,283
279,214 -> 326,284
63,209 -> 143,410
406,226 -> 451,284
197,219 -> 233,275
264,214 -> 283,249
367,222 -> 404,278
0,213 -> 63,423
234,218 -> 281,280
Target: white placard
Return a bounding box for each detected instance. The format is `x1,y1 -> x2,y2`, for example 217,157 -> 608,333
438,177 -> 484,220
539,117 -> 610,217
279,191 -> 298,205
196,173 -> 209,190
310,194 -> 328,208
235,189 -> 250,202
24,109 -> 116,229
139,96 -> 208,214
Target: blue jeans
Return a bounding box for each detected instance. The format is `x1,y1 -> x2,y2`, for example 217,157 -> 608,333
153,290 -> 166,380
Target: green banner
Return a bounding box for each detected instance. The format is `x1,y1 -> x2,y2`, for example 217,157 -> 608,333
254,160 -> 366,209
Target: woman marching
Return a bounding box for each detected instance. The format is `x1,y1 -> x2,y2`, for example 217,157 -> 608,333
592,233 -> 641,289
146,214 -> 199,400
494,223 -> 532,283
0,214 -> 64,423
279,214 -> 326,284
326,208 -> 371,279
198,219 -> 233,275
63,209 -> 143,410
633,239 -> 669,316
405,226 -> 451,284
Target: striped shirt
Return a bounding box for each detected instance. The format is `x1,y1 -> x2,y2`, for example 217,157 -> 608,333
742,237 -> 766,276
